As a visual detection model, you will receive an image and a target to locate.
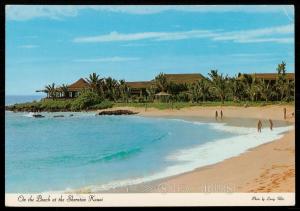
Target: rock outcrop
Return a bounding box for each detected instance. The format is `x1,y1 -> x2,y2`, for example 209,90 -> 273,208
98,110 -> 138,115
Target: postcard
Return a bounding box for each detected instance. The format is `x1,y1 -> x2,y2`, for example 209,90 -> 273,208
4,4 -> 295,207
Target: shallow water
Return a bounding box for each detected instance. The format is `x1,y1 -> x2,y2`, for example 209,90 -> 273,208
5,111 -> 293,193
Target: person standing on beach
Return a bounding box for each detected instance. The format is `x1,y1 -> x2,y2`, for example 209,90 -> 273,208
220,110 -> 223,119
284,107 -> 287,119
257,120 -> 262,133
215,111 -> 218,120
269,119 -> 273,131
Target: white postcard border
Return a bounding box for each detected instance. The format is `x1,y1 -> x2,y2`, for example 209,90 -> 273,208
5,193 -> 295,207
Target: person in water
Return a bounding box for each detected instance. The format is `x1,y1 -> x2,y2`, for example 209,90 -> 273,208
220,110 -> 223,119
269,119 -> 273,131
215,110 -> 218,120
257,120 -> 262,133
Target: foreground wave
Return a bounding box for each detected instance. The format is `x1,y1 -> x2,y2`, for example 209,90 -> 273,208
71,120 -> 293,193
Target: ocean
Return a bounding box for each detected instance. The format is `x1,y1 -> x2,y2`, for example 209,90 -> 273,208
5,95 -> 44,106
5,96 -> 293,193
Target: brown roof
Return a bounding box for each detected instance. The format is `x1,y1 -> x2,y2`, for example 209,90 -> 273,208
241,73 -> 295,80
162,73 -> 205,84
67,78 -> 90,91
126,81 -> 154,89
126,73 -> 205,89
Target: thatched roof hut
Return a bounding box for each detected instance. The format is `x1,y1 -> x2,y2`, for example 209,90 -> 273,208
67,78 -> 89,91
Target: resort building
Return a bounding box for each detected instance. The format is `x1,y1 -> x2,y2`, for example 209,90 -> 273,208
125,81 -> 154,97
162,73 -> 205,84
37,78 -> 90,98
126,73 -> 205,96
38,72 -> 294,99
60,78 -> 90,98
239,73 -> 295,84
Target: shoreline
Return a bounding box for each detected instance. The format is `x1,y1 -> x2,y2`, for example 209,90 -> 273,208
100,129 -> 294,193
94,105 -> 294,193
6,105 -> 295,193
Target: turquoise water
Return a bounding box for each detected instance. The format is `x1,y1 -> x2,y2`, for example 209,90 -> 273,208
5,111 -> 238,193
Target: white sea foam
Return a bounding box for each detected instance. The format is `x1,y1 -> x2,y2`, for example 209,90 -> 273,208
23,112 -> 36,118
72,121 -> 293,193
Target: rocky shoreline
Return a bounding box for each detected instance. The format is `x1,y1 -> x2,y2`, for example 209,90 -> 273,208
6,106 -> 139,117
98,110 -> 139,115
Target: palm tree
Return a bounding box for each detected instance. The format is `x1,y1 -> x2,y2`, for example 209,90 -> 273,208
275,61 -> 288,101
188,83 -> 201,103
189,79 -> 210,103
86,73 -> 104,97
104,77 -> 119,101
45,83 -> 56,100
257,79 -> 272,102
208,70 -> 228,104
245,76 -> 259,102
60,84 -> 69,98
198,78 -> 211,102
118,79 -> 129,102
155,73 -> 169,92
146,85 -> 157,102
283,79 -> 294,102
227,77 -> 244,102
277,61 -> 287,75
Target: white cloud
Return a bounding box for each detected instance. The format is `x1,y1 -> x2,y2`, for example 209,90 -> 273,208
73,31 -> 168,43
73,56 -> 140,63
89,5 -> 294,15
6,5 -> 78,21
235,37 -> 293,44
73,24 -> 294,44
121,43 -> 148,47
6,5 -> 294,21
73,30 -> 219,43
18,44 -> 39,48
212,24 -> 294,43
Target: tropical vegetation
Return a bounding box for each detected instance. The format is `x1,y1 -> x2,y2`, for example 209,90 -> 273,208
5,61 -> 294,112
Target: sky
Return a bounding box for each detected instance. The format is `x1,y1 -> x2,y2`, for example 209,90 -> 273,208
5,5 -> 295,95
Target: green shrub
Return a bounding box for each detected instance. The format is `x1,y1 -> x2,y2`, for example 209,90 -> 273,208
89,100 -> 114,110
40,99 -> 72,111
71,90 -> 102,111
176,92 -> 190,102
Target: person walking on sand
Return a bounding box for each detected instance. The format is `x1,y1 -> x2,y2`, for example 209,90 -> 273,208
269,119 -> 273,131
283,107 -> 287,120
215,110 -> 218,120
220,110 -> 223,119
257,120 -> 262,133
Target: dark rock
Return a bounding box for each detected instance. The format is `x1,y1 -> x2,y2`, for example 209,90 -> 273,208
98,110 -> 138,115
53,115 -> 64,118
33,114 -> 45,118
69,114 -> 74,117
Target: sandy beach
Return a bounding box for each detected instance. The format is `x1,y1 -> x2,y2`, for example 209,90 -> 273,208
96,105 -> 295,193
